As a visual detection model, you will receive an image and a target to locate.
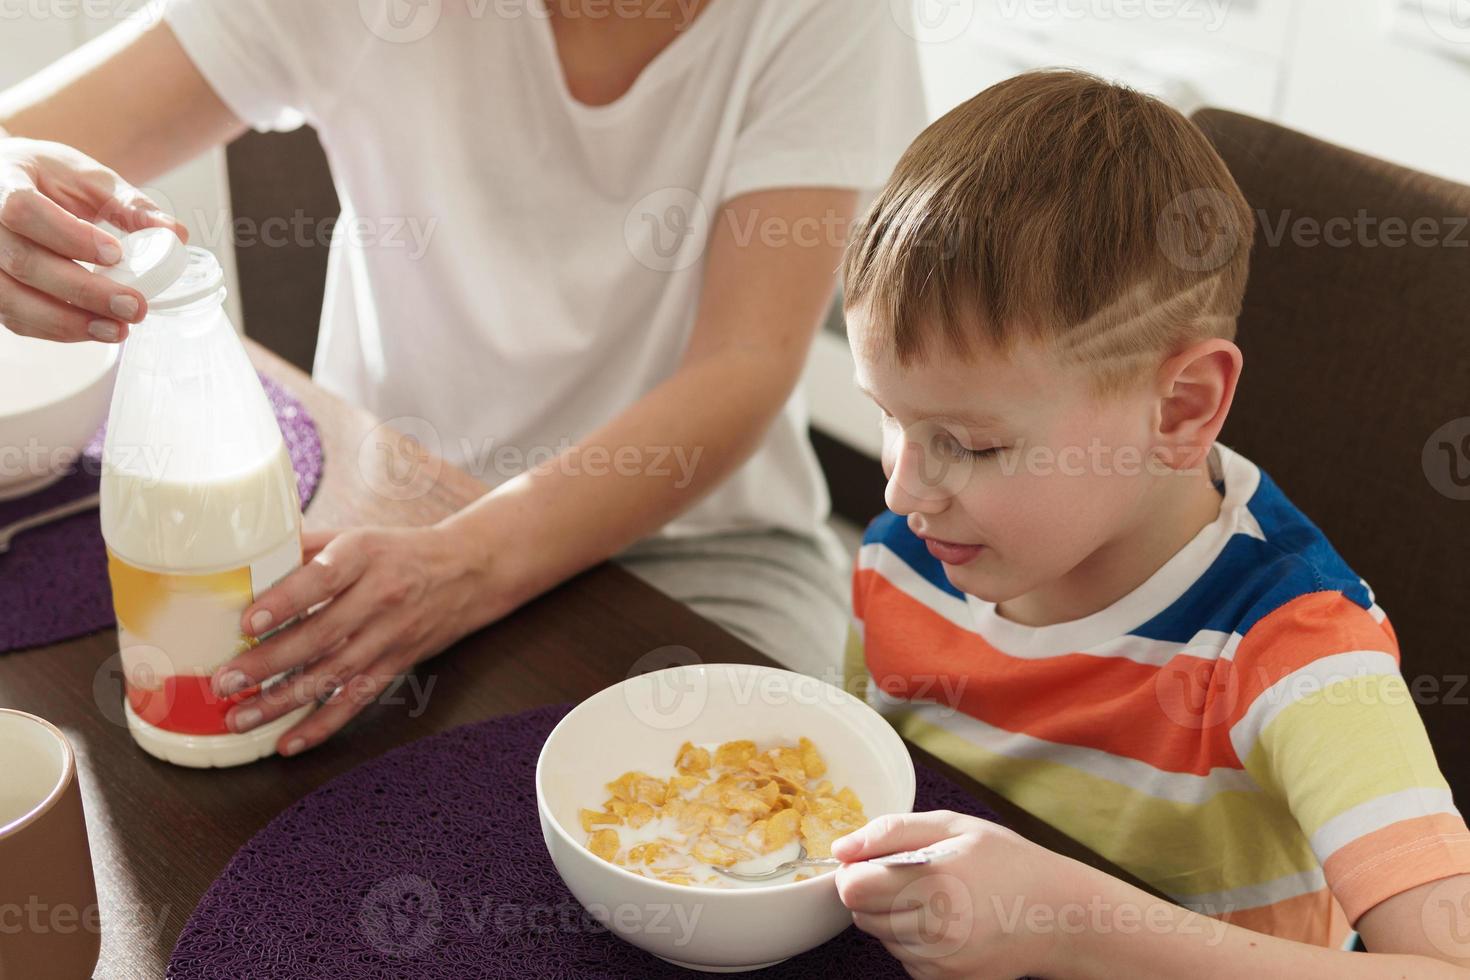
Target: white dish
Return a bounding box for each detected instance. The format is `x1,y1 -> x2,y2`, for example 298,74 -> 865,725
536,663 -> 916,972
0,328 -> 120,500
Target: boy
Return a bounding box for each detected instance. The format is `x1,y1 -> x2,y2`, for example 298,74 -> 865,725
829,69 -> 1470,977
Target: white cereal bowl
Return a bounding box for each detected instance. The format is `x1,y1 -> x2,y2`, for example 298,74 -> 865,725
536,663 -> 916,973
0,328 -> 120,500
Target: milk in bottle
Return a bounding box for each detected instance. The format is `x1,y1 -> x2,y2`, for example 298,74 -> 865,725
98,229 -> 314,767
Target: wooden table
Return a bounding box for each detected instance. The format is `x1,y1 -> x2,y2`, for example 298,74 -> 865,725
0,339 -> 1155,978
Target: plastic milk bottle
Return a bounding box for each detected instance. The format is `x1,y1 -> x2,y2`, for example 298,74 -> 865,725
98,229 -> 313,767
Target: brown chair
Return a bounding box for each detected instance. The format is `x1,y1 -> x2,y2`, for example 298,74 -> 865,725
1191,109 -> 1470,806
225,128 -> 338,374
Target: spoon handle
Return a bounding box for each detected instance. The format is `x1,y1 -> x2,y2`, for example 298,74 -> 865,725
0,492 -> 101,553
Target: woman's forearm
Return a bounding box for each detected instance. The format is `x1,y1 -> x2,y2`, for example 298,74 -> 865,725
0,19 -> 242,184
434,339 -> 809,624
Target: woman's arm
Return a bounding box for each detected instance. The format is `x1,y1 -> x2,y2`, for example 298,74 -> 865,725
0,18 -> 241,342
439,186 -> 859,616
209,187 -> 860,754
0,17 -> 242,183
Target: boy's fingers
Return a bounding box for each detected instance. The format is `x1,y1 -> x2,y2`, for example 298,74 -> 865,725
832,809 -> 962,862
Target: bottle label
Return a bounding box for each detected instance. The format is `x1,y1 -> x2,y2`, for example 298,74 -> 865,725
108,535 -> 301,735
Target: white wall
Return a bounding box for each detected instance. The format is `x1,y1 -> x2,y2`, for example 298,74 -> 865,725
0,9 -> 244,330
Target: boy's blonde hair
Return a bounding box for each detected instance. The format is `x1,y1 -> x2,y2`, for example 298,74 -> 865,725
843,69 -> 1255,394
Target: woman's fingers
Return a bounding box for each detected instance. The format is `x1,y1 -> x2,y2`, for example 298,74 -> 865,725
62,166 -> 189,241
0,183 -> 126,265
0,225 -> 146,326
237,533 -> 371,644
225,635 -> 352,733
277,659 -> 405,757
0,270 -> 125,343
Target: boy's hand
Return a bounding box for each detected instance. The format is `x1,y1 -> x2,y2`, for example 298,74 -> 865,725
833,809 -> 1088,979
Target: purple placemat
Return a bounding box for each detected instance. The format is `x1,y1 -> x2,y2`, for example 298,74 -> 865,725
0,372 -> 324,654
168,702 -> 1010,980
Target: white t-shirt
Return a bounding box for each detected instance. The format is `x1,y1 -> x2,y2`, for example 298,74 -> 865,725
163,0 -> 925,538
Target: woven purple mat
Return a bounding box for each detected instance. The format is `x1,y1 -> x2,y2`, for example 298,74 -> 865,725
168,702 -> 1010,980
0,371 -> 323,654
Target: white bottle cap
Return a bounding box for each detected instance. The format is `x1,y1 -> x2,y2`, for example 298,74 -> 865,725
97,227 -> 190,300
97,228 -> 225,312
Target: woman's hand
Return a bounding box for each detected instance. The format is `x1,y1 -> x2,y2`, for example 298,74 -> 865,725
210,525 -> 497,757
0,137 -> 186,342
833,809 -> 1100,979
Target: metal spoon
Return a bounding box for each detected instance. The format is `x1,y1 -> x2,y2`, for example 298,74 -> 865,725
714,844 -> 957,883
0,492 -> 101,554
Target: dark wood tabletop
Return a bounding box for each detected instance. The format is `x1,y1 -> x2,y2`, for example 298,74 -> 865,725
0,338 -> 1157,978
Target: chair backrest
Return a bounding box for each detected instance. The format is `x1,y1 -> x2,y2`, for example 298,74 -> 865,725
1191,109 -> 1470,804
224,129 -> 339,374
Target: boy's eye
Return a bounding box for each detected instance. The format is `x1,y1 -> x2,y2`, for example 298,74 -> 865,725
926,430 -> 1003,461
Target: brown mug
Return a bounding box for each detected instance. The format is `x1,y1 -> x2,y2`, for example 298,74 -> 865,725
0,709 -> 100,980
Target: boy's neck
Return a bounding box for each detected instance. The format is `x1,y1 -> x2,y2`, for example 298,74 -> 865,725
995,457 -> 1225,629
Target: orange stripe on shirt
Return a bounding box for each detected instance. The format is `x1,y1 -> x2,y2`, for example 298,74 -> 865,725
1223,591 -> 1400,739
1322,812 -> 1470,923
1216,888 -> 1353,948
856,568 -> 1239,777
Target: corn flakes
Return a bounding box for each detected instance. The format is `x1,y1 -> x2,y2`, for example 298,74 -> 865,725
580,737 -> 866,887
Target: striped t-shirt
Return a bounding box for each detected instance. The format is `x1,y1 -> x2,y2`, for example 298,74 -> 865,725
845,442 -> 1470,947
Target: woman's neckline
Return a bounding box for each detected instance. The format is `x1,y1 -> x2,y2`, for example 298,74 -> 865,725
535,0 -> 731,118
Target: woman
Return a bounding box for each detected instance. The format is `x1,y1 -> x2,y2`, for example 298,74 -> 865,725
0,0 -> 923,755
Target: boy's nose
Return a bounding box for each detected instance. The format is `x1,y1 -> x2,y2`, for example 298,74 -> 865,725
884,436 -> 952,516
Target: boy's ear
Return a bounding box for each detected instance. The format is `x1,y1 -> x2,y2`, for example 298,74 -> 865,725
1153,338 -> 1243,471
